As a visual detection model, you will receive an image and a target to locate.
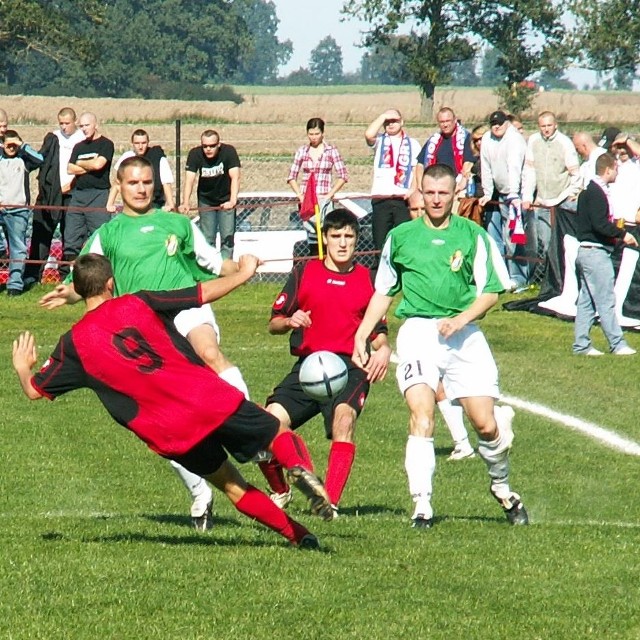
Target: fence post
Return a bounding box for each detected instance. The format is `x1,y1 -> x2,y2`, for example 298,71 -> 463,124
175,119 -> 181,208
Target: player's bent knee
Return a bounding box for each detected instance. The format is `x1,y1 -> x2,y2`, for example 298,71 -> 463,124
205,460 -> 247,504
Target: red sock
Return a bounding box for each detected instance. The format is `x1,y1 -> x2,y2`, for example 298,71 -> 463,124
235,485 -> 310,544
258,459 -> 289,494
270,431 -> 314,472
324,441 -> 356,507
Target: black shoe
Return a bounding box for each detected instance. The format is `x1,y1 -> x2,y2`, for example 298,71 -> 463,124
491,488 -> 529,525
286,466 -> 333,521
7,289 -> 24,297
411,514 -> 434,529
298,534 -> 320,550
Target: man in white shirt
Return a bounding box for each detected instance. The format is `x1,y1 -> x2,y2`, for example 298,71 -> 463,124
479,110 -> 528,289
573,132 -> 606,189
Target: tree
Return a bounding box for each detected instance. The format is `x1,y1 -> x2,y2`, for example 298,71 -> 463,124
445,57 -> 479,87
231,0 -> 293,84
570,0 -> 640,74
360,38 -> 412,84
309,36 -> 344,84
343,0 -> 476,116
478,47 -> 504,87
466,0 -> 567,115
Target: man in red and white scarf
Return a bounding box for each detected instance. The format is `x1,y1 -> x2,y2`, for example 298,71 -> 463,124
365,108 -> 421,259
416,107 -> 475,196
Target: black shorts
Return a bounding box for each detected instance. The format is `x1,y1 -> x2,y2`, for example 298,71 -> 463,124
166,400 -> 279,476
266,355 -> 370,439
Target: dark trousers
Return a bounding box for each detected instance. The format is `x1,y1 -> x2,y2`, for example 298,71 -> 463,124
371,197 -> 411,252
24,195 -> 70,284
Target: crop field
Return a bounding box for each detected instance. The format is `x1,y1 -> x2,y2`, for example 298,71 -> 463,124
1,283 -> 640,639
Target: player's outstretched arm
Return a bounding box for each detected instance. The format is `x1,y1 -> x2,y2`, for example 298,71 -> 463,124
200,254 -> 261,304
12,332 -> 43,400
353,292 -> 394,369
39,283 -> 82,309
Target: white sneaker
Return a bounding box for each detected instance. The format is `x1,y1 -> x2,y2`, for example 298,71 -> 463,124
584,347 -> 604,356
269,488 -> 293,510
494,404 -> 515,449
191,486 -> 214,531
448,442 -> 475,461
614,346 -> 636,356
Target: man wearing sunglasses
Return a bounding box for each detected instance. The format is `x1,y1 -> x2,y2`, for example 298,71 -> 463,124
180,130 -> 241,260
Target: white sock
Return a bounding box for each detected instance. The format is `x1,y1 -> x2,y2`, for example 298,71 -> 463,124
477,430 -> 511,496
218,365 -> 250,399
169,460 -> 212,501
437,399 -> 470,446
405,435 -> 436,518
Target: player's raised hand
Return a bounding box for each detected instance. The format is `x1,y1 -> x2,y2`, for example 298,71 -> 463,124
39,284 -> 81,309
12,331 -> 38,371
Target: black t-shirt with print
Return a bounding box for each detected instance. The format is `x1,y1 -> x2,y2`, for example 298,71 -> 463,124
185,143 -> 241,206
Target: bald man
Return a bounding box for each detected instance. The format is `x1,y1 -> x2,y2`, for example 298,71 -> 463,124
64,112 -> 114,268
573,131 -> 606,188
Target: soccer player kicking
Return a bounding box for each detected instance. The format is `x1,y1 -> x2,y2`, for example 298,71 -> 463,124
40,156 -> 249,530
353,163 -> 529,528
13,252 -> 334,548
259,209 -> 391,518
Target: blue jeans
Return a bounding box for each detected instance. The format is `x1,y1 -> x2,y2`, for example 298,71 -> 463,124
484,197 -> 529,287
573,246 -> 628,353
1,207 -> 31,291
198,200 -> 236,260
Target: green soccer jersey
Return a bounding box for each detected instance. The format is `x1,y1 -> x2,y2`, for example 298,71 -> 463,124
376,215 -> 505,319
69,210 -> 220,296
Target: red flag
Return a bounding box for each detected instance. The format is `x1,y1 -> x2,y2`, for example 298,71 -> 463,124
300,172 -> 319,222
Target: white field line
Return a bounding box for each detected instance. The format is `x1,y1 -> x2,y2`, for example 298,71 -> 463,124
501,394 -> 640,456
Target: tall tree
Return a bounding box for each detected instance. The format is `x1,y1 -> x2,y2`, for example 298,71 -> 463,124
342,0 -> 476,115
467,0 -> 567,114
309,36 -> 344,84
231,0 -> 293,84
360,38 -> 412,85
570,0 -> 640,74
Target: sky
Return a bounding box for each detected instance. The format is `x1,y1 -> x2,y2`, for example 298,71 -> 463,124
271,0 -> 598,87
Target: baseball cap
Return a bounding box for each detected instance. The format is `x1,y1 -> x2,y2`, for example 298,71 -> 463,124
598,126 -> 621,149
489,110 -> 507,126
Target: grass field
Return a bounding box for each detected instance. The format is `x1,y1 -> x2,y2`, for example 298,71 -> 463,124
1,283 -> 640,639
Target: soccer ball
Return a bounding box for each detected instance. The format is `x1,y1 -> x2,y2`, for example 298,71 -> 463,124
299,351 -> 348,401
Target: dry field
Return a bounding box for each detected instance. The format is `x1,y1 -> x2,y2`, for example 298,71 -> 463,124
4,87 -> 640,192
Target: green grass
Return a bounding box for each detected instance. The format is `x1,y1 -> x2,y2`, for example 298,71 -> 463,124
2,284 -> 640,639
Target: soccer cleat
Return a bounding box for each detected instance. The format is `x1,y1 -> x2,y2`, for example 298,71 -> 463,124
448,443 -> 476,461
192,499 -> 214,531
269,488 -> 293,510
614,346 -> 636,356
330,504 -> 339,519
297,533 -> 320,550
491,488 -> 529,526
411,514 -> 434,529
286,466 -> 334,521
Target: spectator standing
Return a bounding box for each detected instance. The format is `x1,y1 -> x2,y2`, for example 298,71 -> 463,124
107,129 -> 174,212
287,117 -> 349,253
573,131 -> 606,188
365,108 -> 420,257
466,124 -> 488,199
180,130 -> 240,260
64,112 -> 114,268
521,111 -> 581,258
0,130 -> 43,295
416,107 -> 475,197
610,134 -> 640,223
0,108 -> 9,258
24,107 -> 85,286
479,110 -> 528,289
573,153 -> 638,356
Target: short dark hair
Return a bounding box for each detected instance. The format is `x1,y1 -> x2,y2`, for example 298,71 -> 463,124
201,129 -> 219,140
423,163 -> 456,184
322,208 -> 359,238
306,117 -> 325,133
73,254 -> 114,298
3,129 -> 20,141
596,152 -> 616,175
116,155 -> 153,181
131,128 -> 148,140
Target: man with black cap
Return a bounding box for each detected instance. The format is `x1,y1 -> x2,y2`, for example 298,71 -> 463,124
598,127 -> 622,152
478,110 -> 528,289
521,111 -> 581,259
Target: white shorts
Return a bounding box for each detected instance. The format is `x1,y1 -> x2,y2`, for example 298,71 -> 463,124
173,304 -> 220,344
395,317 -> 499,401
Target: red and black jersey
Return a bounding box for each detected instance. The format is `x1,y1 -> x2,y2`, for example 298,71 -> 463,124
271,259 -> 387,357
32,286 -> 244,457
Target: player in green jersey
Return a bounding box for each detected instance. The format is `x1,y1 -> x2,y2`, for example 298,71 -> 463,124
353,163 -> 528,528
40,156 -> 251,530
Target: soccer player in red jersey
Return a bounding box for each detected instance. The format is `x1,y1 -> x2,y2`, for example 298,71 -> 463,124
12,253 -> 334,548
259,209 -> 391,517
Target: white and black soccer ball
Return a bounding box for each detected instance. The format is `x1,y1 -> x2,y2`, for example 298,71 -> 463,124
299,351 -> 348,401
